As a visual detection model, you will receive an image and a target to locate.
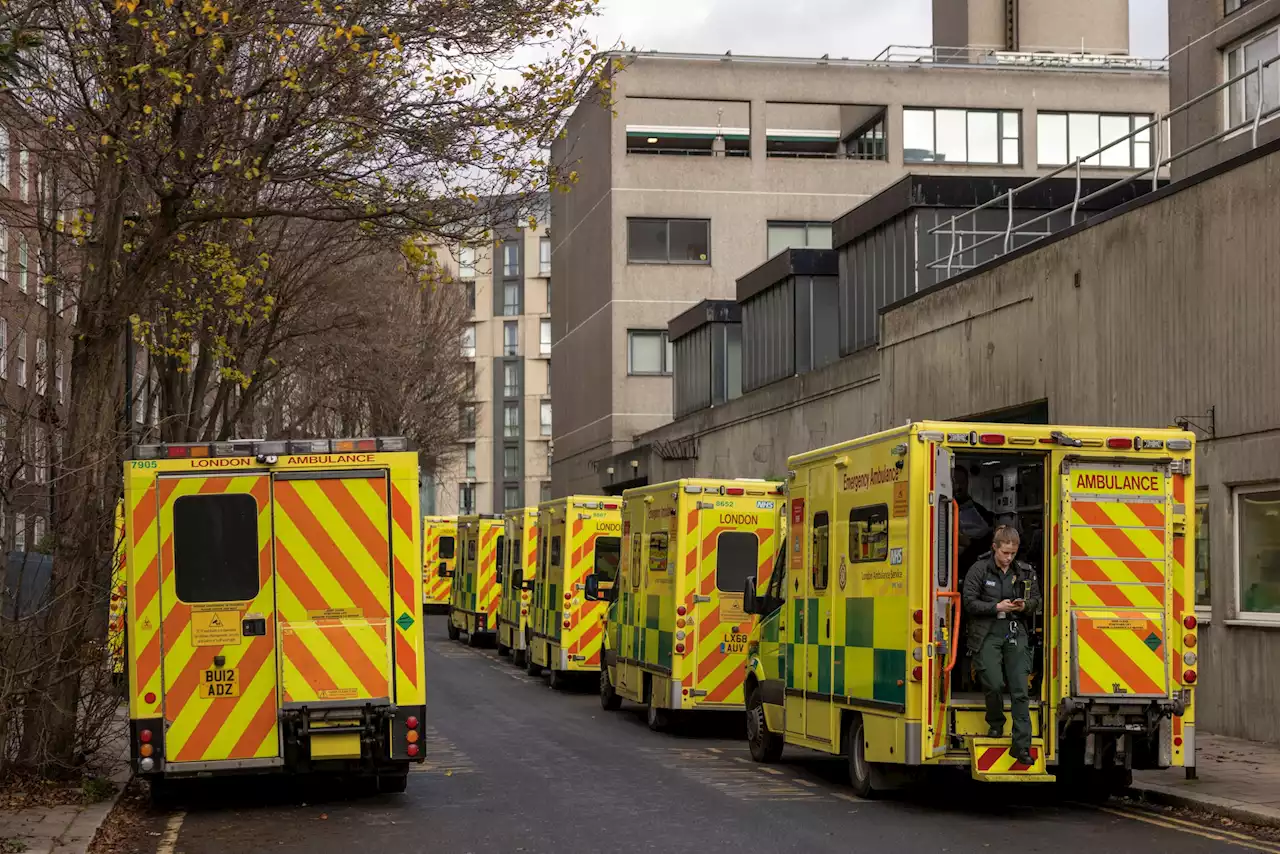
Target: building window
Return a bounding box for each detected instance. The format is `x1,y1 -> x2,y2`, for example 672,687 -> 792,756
540,482 -> 552,503
1227,0 -> 1262,15
459,404 -> 475,437
459,483 -> 476,514
539,237 -> 551,276
463,362 -> 476,396
13,513 -> 24,552
464,281 -> 476,314
18,149 -> 28,203
1235,486 -> 1280,619
1226,25 -> 1280,129
504,445 -> 519,479
504,484 -> 520,510
503,281 -> 520,316
538,321 -> 552,359
1195,500 -> 1211,610
460,324 -> 476,358
845,114 -> 888,161
0,318 -> 6,380
17,234 -> 27,293
0,219 -> 7,277
15,331 -> 26,387
459,245 -> 476,279
627,218 -> 710,264
627,330 -> 673,376
767,221 -> 833,259
35,338 -> 46,396
503,320 -> 519,356
540,400 -> 552,436
0,125 -> 8,187
502,242 -> 519,278
1037,112 -> 1153,168
55,352 -> 63,403
504,401 -> 520,438
464,444 -> 476,479
31,516 -> 44,551
903,108 -> 1020,165
503,362 -> 520,398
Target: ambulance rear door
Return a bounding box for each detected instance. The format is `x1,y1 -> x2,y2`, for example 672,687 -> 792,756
157,472 -> 281,767
272,468 -> 396,708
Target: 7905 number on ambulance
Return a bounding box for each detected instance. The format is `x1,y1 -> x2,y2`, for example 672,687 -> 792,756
123,437 -> 426,801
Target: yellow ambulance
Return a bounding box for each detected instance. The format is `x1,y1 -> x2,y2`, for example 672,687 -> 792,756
422,515 -> 458,615
497,506 -> 539,666
527,496 -> 621,689
123,437 -> 426,800
109,500 -> 127,689
448,515 -> 504,646
595,479 -> 785,731
743,421 -> 1198,797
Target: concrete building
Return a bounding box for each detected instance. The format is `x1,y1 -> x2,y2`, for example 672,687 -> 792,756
1169,0 -> 1280,177
428,215 -> 554,516
933,0 -> 1130,57
584,0 -> 1280,743
549,1 -> 1167,496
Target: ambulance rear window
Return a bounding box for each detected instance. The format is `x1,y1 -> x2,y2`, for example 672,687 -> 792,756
594,537 -> 622,582
173,494 -> 260,603
716,532 -> 759,594
439,536 -> 455,560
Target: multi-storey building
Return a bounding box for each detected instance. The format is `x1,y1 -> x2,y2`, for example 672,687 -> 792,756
549,0 -> 1168,495
427,212 -> 554,515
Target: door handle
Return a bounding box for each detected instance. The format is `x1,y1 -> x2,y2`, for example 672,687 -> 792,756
825,616 -> 831,637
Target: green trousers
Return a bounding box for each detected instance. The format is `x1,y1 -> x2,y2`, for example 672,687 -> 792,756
974,625 -> 1033,753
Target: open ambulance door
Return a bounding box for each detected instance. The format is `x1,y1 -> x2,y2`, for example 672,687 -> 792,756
926,444 -> 958,761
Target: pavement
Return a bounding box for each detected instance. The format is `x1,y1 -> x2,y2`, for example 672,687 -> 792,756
0,707 -> 130,854
86,617 -> 1279,854
1131,734 -> 1280,828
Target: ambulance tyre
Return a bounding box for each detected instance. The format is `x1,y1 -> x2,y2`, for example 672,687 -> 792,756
548,666 -> 567,691
846,713 -> 887,799
526,652 -> 542,677
467,628 -> 483,648
447,620 -> 460,641
647,696 -> 670,732
513,646 -> 527,668
497,638 -> 510,657
600,667 -> 622,711
148,777 -> 181,809
746,683 -> 783,763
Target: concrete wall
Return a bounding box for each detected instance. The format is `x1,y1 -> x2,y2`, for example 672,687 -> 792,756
631,138 -> 1280,743
933,0 -> 1129,54
1169,0 -> 1280,179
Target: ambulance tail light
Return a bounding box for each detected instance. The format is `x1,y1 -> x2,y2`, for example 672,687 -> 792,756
911,666 -> 922,681
1183,615 -> 1197,630
912,610 -> 923,624
1183,669 -> 1197,684
603,502 -> 619,510
1183,633 -> 1196,648
677,605 -> 688,617
1107,437 -> 1134,450
675,642 -> 686,654
405,716 -> 419,730
978,434 -> 1005,446
1167,438 -> 1193,451
334,438 -> 378,452
166,445 -> 191,458
725,487 -> 745,496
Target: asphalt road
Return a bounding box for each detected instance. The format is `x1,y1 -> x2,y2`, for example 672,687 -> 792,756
136,619 -> 1276,854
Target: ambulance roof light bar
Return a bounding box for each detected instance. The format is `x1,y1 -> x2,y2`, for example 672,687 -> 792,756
130,436 -> 412,460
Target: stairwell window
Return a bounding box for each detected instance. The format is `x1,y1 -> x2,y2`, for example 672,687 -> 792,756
627,330 -> 673,376
903,108 -> 1020,165
1036,112 -> 1153,168
459,245 -> 476,279
540,400 -> 552,436
1226,25 -> 1280,130
539,237 -> 551,276
540,319 -> 551,356
17,234 -> 27,293
461,325 -> 476,358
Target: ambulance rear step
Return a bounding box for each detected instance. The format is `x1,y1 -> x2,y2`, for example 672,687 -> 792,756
968,737 -> 1055,783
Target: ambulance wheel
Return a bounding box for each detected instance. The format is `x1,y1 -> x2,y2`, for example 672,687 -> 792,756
467,629 -> 483,648
376,772 -> 409,794
746,683 -> 783,763
548,667 -> 567,691
513,647 -> 527,667
600,668 -> 622,711
647,696 -> 670,732
148,777 -> 182,809
447,621 -> 460,641
525,654 -> 542,677
497,639 -> 510,657
846,713 -> 885,799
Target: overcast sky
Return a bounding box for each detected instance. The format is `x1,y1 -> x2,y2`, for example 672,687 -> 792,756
589,0 -> 1170,60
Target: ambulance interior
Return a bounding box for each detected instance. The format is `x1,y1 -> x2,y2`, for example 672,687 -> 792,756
951,451 -> 1049,703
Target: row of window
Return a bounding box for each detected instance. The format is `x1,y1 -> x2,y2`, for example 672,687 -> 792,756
1197,487 -> 1280,621
0,414 -> 59,485
457,238 -> 552,280
1226,23 -> 1280,130
627,218 -> 831,267
0,128 -> 33,202
457,400 -> 552,446
0,320 -> 65,400
460,319 -> 552,358
457,481 -> 553,514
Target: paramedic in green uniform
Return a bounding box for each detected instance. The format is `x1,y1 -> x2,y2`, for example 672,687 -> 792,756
962,525 -> 1041,766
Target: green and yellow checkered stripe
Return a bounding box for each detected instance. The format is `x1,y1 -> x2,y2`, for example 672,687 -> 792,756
784,596 -> 907,707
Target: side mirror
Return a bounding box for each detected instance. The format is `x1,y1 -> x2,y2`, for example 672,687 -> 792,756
511,569 -> 523,590
743,575 -> 759,616
584,574 -> 600,601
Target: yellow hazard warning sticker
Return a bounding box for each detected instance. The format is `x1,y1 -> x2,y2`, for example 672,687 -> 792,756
720,596 -> 745,621
191,610 -> 242,646
893,481 -> 909,518
318,688 -> 360,700
200,667 -> 239,699
1091,619 -> 1147,631
306,607 -> 364,620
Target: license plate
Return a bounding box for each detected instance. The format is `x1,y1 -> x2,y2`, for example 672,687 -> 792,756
200,667 -> 239,699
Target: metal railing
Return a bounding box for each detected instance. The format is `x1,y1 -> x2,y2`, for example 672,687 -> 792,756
927,53 -> 1280,279
873,44 -> 1168,72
